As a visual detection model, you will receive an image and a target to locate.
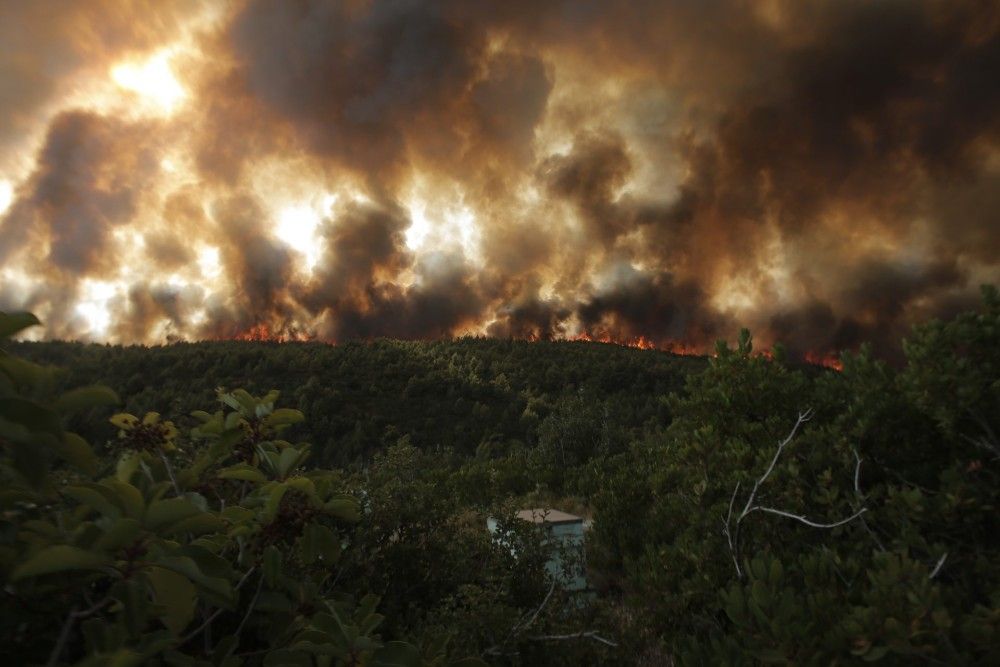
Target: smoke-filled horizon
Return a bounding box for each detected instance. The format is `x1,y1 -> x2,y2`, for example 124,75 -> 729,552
1,0 -> 998,360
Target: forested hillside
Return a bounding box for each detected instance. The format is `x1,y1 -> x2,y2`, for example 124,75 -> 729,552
9,338 -> 705,469
2,289 -> 998,665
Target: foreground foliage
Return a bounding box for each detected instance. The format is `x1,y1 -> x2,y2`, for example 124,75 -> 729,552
594,288 -> 1000,663
3,286 -> 999,664
0,313 -> 496,665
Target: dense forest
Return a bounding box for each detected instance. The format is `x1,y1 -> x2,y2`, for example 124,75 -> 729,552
8,337 -> 705,471
1,287 -> 998,665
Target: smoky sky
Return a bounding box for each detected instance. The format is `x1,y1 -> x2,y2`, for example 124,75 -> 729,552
0,0 -> 998,360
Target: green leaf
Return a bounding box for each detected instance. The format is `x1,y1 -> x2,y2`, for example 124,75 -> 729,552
54,385 -> 120,415
110,413 -> 139,430
0,311 -> 40,338
174,545 -> 234,581
311,524 -> 342,564
5,428 -> 54,487
116,451 -> 141,482
284,476 -> 316,499
147,567 -> 197,635
0,354 -> 51,388
263,650 -> 312,667
263,546 -> 282,587
154,555 -> 233,603
96,518 -> 144,552
55,432 -> 99,475
0,397 -> 61,435
65,483 -> 125,518
264,484 -> 288,521
217,464 -> 267,483
12,545 -> 110,580
105,480 -> 145,519
373,641 -> 422,667
752,648 -> 789,664
310,612 -> 350,647
265,408 -> 304,428
277,447 -> 304,478
324,495 -> 361,522
145,497 -> 203,531
165,514 -> 225,536
863,645 -> 891,661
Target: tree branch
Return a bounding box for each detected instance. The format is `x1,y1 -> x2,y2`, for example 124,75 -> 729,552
930,552 -> 948,579
158,447 -> 182,496
722,481 -> 742,577
750,506 -> 867,529
529,630 -> 618,648
738,409 -> 813,521
483,579 -> 557,657
722,410 -> 869,578
47,598 -> 112,667
223,573 -> 264,660
852,450 -> 886,552
179,566 -> 257,645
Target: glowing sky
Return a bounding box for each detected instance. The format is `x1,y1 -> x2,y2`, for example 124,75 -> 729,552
1,1 -> 998,359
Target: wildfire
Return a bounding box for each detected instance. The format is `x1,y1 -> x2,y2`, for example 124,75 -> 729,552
568,332 -> 701,355
232,323 -> 313,343
224,321 -> 841,369
804,351 -> 844,371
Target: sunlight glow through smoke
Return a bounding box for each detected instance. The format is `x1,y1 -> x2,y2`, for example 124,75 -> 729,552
276,204 -> 323,272
111,51 -> 186,113
0,180 -> 12,216
405,201 -> 431,251
197,247 -> 222,280
75,280 -> 117,337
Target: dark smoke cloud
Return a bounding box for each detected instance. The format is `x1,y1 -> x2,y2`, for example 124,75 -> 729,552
226,0 -> 483,179
302,201 -> 483,341
208,195 -> 297,334
0,1 -> 198,173
545,134 -> 633,245
1,112 -> 160,275
113,283 -> 195,342
2,0 -> 998,359
578,269 -> 730,345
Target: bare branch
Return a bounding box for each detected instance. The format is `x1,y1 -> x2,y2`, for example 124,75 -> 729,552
961,433 -> 1000,460
853,449 -> 864,498
722,410 -> 870,578
722,482 -> 742,577
179,566 -> 257,645
529,631 -> 619,648
158,448 -> 182,496
47,598 -> 112,667
853,450 -> 886,552
739,409 -> 813,521
963,409 -> 1000,459
483,578 -> 557,657
223,573 -> 264,660
930,552 -> 948,579
519,578 -> 556,633
750,506 -> 867,529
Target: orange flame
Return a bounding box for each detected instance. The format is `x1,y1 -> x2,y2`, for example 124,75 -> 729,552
804,351 -> 844,371
232,323 -> 313,343
224,322 -> 840,369
567,332 -> 701,355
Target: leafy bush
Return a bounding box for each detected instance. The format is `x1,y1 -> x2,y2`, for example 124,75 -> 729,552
0,312 -> 483,666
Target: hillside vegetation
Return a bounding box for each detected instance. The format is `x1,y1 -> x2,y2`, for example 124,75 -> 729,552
9,338 -> 705,470
1,288 -> 998,665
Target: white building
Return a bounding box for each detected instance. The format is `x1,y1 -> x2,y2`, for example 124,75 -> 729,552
488,508 -> 588,592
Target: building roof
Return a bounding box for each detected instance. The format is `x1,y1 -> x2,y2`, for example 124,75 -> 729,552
516,508 -> 583,525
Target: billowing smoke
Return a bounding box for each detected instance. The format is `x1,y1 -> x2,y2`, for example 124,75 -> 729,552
1,0 -> 998,360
